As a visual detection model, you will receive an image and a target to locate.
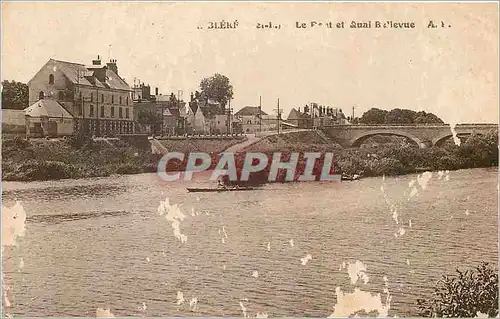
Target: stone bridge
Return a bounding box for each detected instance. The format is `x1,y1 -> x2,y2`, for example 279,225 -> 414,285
324,124 -> 498,148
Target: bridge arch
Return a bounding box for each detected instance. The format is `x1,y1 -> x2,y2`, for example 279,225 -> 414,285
350,131 -> 423,148
433,132 -> 477,147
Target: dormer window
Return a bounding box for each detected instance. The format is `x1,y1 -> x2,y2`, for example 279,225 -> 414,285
49,74 -> 54,84
39,91 -> 44,100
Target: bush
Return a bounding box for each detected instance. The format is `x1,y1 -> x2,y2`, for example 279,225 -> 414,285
67,133 -> 92,149
115,163 -> 143,175
417,262 -> 498,317
362,157 -> 407,176
15,160 -> 76,181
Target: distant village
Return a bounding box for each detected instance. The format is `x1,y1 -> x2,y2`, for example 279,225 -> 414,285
2,56 -> 351,138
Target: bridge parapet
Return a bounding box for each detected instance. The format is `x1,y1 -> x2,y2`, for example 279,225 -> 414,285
323,124 -> 497,148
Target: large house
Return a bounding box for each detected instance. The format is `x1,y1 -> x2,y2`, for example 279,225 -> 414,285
27,56 -> 134,136
235,106 -> 280,133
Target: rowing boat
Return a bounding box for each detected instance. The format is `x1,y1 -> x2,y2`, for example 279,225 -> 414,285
187,187 -> 257,193
341,174 -> 361,181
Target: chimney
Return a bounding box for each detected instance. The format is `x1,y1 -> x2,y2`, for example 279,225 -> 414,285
155,87 -> 159,96
142,84 -> 151,101
106,59 -> 118,75
190,92 -> 194,101
92,55 -> 101,65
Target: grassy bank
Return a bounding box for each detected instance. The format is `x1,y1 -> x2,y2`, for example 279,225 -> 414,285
1,136 -> 150,181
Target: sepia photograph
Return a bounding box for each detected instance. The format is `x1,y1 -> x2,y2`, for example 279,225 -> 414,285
1,1 -> 499,318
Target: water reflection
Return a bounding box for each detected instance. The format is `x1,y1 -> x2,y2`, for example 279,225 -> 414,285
1,168 -> 498,317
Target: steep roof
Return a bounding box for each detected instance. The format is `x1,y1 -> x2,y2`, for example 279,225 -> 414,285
235,106 -> 267,116
162,108 -> 172,116
162,106 -> 180,118
188,101 -> 198,114
32,59 -> 131,91
287,108 -> 302,120
287,108 -> 310,120
25,100 -> 73,118
199,106 -> 215,119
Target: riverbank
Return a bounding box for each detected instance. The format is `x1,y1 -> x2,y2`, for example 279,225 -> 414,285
1,135 -> 242,182
1,130 -> 497,182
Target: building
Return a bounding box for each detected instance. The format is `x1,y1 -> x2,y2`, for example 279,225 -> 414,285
235,106 -> 264,133
27,56 -> 134,136
185,103 -> 210,134
161,106 -> 181,135
132,82 -> 152,102
184,93 -> 231,135
287,105 -> 347,129
133,88 -> 186,135
234,106 -> 281,133
213,114 -> 230,134
24,100 -> 74,137
287,108 -> 313,129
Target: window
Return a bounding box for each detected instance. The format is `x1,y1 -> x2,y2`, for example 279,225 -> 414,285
39,91 -> 44,100
49,74 -> 54,84
111,106 -> 115,117
126,97 -> 129,106
90,105 -> 94,117
58,91 -> 64,100
78,105 -> 82,116
112,95 -> 114,104
100,105 -> 104,117
119,96 -> 122,105
119,107 -> 123,118
126,108 -> 129,118
101,94 -> 104,103
79,92 -> 82,100
90,93 -> 94,102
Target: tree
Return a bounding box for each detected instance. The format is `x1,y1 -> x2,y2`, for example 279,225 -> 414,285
1,80 -> 28,109
417,262 -> 498,317
360,108 -> 444,125
413,111 -> 445,124
385,108 -> 415,124
360,108 -> 388,124
199,73 -> 234,112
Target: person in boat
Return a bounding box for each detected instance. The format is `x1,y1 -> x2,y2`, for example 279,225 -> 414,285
217,179 -> 227,189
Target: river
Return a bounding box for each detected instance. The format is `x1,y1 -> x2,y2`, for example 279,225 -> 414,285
2,167 -> 498,317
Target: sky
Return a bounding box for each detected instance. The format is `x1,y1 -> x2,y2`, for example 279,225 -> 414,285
1,2 -> 498,123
